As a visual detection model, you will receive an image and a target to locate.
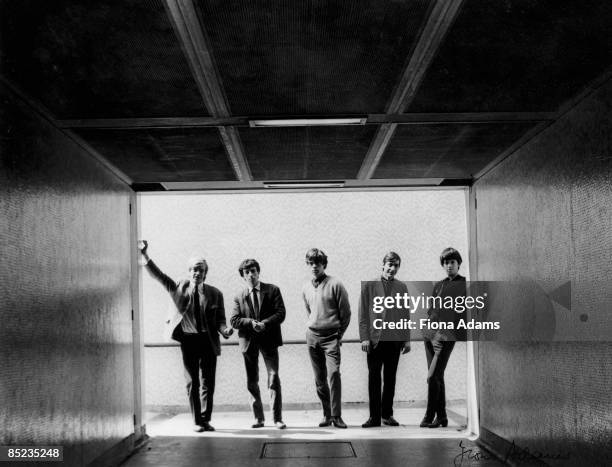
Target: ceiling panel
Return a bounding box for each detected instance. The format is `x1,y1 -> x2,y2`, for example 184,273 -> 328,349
374,123 -> 535,179
408,0 -> 612,112
0,0 -> 208,119
76,128 -> 235,182
195,0 -> 432,115
240,126 -> 378,180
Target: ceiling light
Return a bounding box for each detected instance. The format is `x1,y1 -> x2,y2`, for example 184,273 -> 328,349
249,118 -> 366,127
264,181 -> 345,188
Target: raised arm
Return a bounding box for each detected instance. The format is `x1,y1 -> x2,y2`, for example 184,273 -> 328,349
138,240 -> 177,292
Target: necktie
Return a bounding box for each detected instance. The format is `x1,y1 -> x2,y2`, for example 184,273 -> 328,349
193,286 -> 202,332
252,288 -> 260,320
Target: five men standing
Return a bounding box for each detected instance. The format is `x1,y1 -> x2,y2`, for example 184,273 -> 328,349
140,244 -> 459,430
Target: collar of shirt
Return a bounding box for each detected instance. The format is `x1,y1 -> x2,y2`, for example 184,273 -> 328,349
248,285 -> 260,294
312,274 -> 327,287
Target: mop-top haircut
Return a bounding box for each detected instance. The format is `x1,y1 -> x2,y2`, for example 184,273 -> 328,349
439,248 -> 462,266
305,248 -> 328,267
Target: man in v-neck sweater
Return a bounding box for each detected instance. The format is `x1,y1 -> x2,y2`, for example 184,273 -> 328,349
302,248 -> 351,428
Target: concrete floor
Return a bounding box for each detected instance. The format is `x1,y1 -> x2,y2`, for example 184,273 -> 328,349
121,405 -> 505,466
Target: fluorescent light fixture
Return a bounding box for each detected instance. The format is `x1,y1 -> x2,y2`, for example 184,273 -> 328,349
264,181 -> 345,189
249,118 -> 366,127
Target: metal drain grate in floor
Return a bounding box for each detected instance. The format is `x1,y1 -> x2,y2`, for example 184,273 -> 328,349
261,442 -> 356,459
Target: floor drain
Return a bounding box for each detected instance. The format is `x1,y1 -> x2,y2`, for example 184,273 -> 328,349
261,441 -> 356,459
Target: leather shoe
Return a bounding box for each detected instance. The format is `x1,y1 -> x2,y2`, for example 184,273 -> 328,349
275,421 -> 286,429
201,422 -> 215,431
318,417 -> 332,427
420,416 -> 434,428
332,416 -> 347,428
193,424 -> 205,432
252,420 -> 265,428
382,416 -> 400,426
428,417 -> 448,428
361,418 -> 381,428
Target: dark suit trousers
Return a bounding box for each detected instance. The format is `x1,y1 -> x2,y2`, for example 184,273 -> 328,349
367,341 -> 402,421
180,333 -> 217,424
243,340 -> 282,422
307,329 -> 342,417
424,340 -> 455,419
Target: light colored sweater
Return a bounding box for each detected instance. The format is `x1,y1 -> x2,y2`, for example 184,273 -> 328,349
302,276 -> 351,337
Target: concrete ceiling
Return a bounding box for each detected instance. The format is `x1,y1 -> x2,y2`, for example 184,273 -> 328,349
2,0 -> 611,191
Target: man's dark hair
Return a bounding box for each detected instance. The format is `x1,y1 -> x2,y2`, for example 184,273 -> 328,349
382,251 -> 401,266
238,258 -> 261,277
305,248 -> 328,267
439,247 -> 462,266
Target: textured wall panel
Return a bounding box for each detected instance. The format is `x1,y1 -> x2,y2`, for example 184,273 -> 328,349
0,85 -> 134,465
139,190 -> 470,407
473,76 -> 612,464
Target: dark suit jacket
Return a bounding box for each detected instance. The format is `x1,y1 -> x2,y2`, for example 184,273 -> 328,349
359,277 -> 410,347
230,282 -> 286,353
145,259 -> 228,355
428,274 -> 467,341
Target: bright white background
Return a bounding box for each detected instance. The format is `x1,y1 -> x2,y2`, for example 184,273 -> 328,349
139,189 -> 469,408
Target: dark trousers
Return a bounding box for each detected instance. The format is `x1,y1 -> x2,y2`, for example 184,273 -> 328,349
307,329 -> 342,417
367,341 -> 402,421
179,333 -> 217,424
424,340 -> 455,420
243,340 -> 282,422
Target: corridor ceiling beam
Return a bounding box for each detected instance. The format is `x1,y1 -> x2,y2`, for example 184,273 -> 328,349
357,0 -> 465,180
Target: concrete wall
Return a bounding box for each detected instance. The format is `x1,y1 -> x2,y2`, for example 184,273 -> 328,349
140,191 -> 469,409
473,77 -> 612,465
0,85 -> 136,466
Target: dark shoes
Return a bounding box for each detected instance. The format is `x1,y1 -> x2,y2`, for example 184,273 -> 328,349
319,416 -> 346,428
419,416 -> 433,428
319,417 -> 332,427
382,416 -> 400,426
427,417 -> 448,428
194,422 -> 215,432
332,416 -> 347,428
362,418 -> 381,428
252,420 -> 265,428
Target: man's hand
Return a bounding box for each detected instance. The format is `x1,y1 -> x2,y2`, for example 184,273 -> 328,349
221,328 -> 233,339
137,240 -> 148,254
401,342 -> 411,354
432,339 -> 443,354
138,240 -> 150,262
252,320 -> 266,333
361,340 -> 371,353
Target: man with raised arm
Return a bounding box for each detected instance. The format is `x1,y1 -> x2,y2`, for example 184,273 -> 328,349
138,240 -> 232,432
